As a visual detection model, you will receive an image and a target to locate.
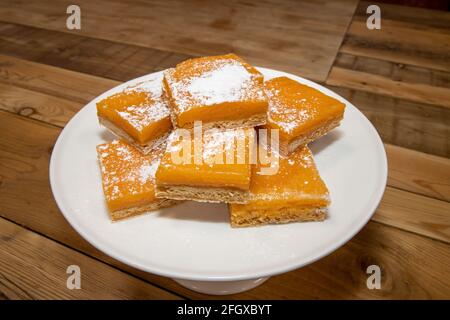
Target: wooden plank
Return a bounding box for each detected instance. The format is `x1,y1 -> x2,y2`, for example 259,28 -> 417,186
327,66 -> 450,109
374,187 -> 450,243
332,52 -> 450,90
327,84 -> 449,158
0,82 -> 82,127
1,55 -> 448,203
385,144 -> 450,202
325,52 -> 450,158
341,1 -> 450,72
354,1 -> 450,30
0,54 -> 119,103
264,222 -> 450,299
0,22 -> 192,82
0,0 -> 359,82
0,217 -> 180,299
0,111 -> 449,299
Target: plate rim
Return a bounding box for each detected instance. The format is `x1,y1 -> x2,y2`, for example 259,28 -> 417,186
49,67 -> 388,281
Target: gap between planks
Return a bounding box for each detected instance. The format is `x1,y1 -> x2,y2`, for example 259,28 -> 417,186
341,1 -> 450,73
327,67 -> 450,110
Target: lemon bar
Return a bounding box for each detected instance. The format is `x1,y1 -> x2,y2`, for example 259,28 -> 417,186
155,127 -> 255,203
229,146 -> 329,227
163,53 -> 267,130
97,140 -> 179,221
264,76 -> 345,156
97,76 -> 172,154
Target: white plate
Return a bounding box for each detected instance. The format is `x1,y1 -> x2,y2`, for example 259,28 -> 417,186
50,68 -> 387,283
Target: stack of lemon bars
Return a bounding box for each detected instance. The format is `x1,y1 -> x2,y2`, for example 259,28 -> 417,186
96,54 -> 345,227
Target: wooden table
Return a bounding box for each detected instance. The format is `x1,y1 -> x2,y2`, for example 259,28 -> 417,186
0,0 -> 449,299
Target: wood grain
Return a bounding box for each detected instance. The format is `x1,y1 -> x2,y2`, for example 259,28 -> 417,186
0,54 -> 119,103
327,84 -> 449,158
264,222 -> 450,299
0,217 -> 180,299
373,187 -> 450,243
0,82 -> 81,127
385,144 -> 450,202
0,110 -> 449,299
342,1 -> 450,72
355,1 -> 450,30
327,44 -> 450,158
328,66 -> 450,110
328,1 -> 450,158
0,0 -> 359,82
0,22 -> 192,82
327,54 -> 450,109
332,51 -> 450,87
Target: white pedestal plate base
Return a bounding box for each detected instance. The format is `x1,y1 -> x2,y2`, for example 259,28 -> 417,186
172,277 -> 270,295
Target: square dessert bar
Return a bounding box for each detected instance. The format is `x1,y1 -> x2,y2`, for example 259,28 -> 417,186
97,140 -> 179,221
163,53 -> 268,130
229,146 -> 330,227
97,75 -> 172,154
263,76 -> 345,156
155,127 -> 256,203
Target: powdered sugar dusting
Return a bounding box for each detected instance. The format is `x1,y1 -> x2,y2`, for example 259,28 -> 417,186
164,128 -> 254,166
202,128 -> 250,164
186,64 -> 253,104
265,78 -> 322,135
126,76 -> 163,98
165,58 -> 265,113
116,99 -> 169,131
97,140 -> 162,205
123,77 -> 170,129
99,75 -> 170,135
165,130 -> 186,154
138,159 -> 160,184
